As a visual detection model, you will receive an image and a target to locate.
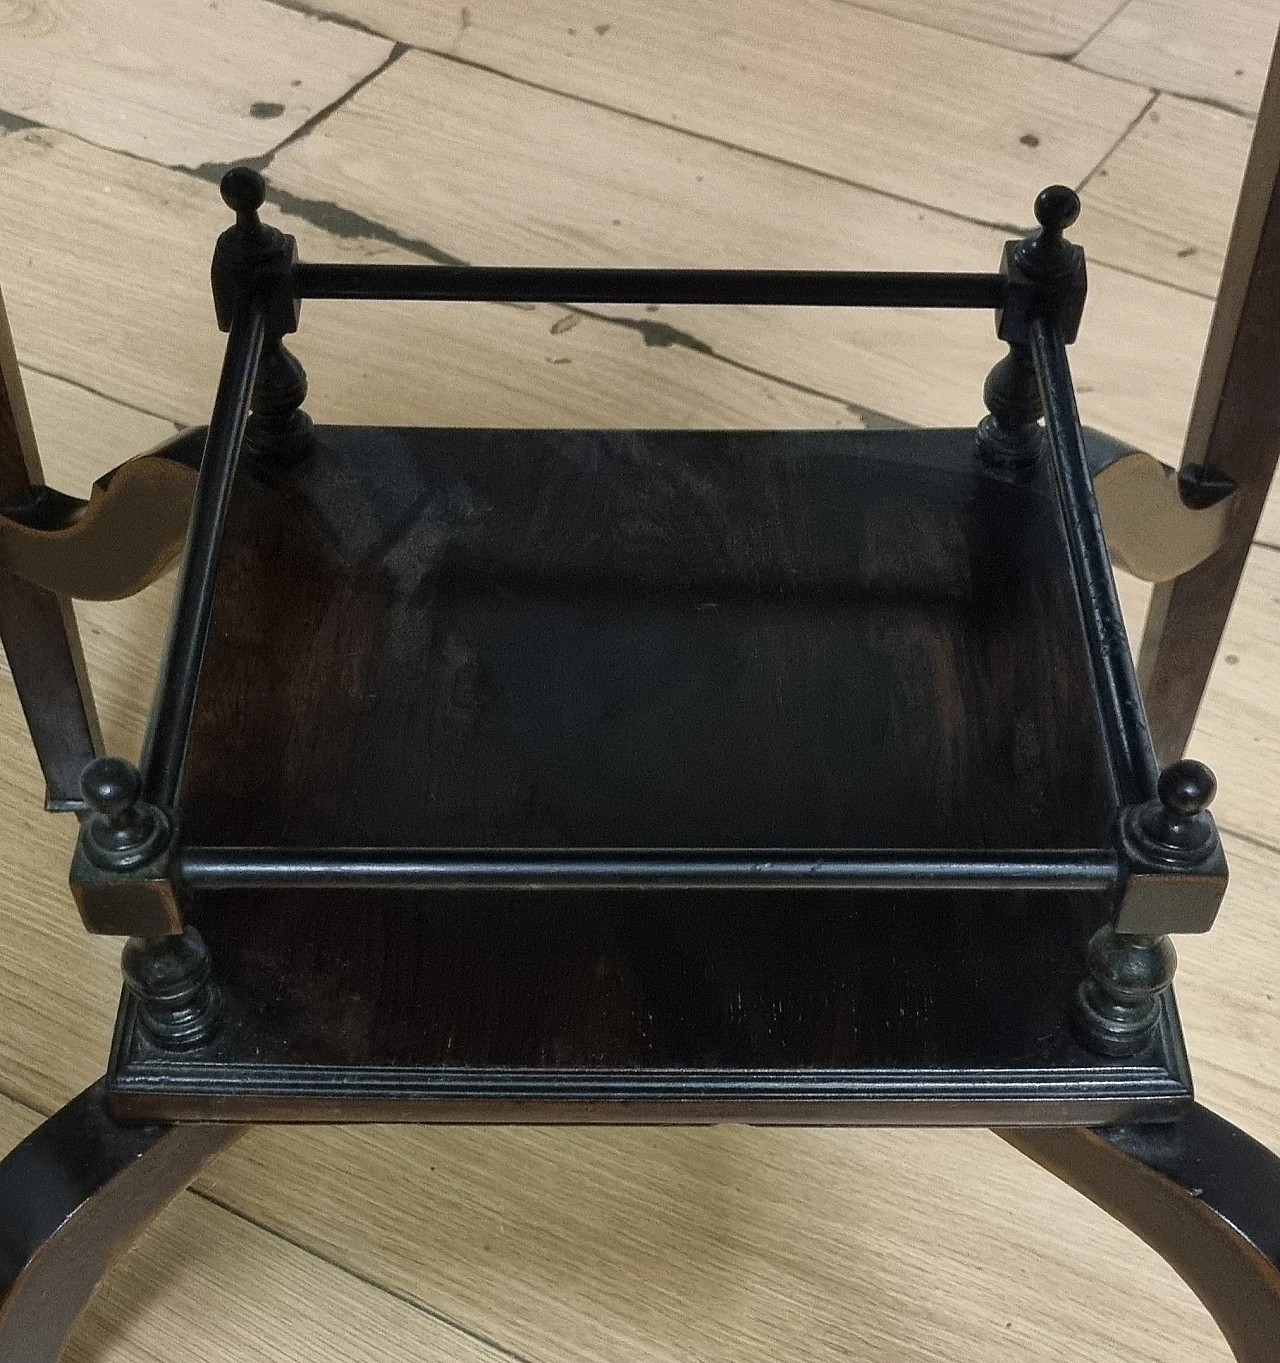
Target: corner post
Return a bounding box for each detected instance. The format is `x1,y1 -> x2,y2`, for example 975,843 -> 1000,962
69,169 -> 291,974
978,185 -> 1086,472
1076,759 -> 1227,1056
211,168 -> 311,467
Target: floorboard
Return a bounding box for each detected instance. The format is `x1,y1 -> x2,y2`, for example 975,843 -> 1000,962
0,3 -> 1277,1359
0,1094 -> 514,1363
1077,0 -> 1280,115
293,0 -> 1153,224
0,0 -> 392,167
1078,93 -> 1254,295
834,0 -> 1123,57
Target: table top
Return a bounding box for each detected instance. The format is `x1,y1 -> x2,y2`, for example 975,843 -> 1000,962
179,424 -> 1117,852
106,425 -> 1190,1126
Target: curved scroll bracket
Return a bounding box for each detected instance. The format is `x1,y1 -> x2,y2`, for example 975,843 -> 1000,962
0,427 -> 203,601
1002,1103 -> 1280,1363
0,1079 -> 241,1363
1084,428 -> 1236,584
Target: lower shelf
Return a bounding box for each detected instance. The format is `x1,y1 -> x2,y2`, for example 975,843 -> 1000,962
107,888 -> 1192,1124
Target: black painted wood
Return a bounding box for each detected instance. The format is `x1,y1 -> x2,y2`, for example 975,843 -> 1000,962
108,881 -> 1191,1122
106,423 -> 1190,1123
179,425 -> 1116,852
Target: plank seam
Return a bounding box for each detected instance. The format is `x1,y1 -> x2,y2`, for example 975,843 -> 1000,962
17,362 -> 184,429
1075,90 -> 1159,195
206,181 -> 904,424
1,58 -> 1238,301
196,43 -> 414,180
1065,0 -> 1135,62
188,1184 -> 541,1363
0,1079 -> 540,1363
827,0 -> 1092,60
1219,822 -> 1280,859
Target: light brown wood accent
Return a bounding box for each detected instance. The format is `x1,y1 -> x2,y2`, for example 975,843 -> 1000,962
1078,94 -> 1254,296
0,0 -> 393,168
1077,0 -> 1280,115
1137,26 -> 1280,762
15,370 -> 178,757
0,286 -> 103,807
0,446 -> 196,601
1093,449 -> 1232,580
310,0 -> 1152,225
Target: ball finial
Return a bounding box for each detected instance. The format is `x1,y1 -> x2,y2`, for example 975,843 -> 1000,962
1123,756 -> 1219,866
81,755 -> 142,826
1158,758 -> 1217,818
1014,184 -> 1084,283
220,166 -> 266,218
79,755 -> 169,870
1033,184 -> 1080,235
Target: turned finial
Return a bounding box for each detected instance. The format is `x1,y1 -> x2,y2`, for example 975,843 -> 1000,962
1016,184 -> 1082,279
220,166 -> 268,237
1034,184 -> 1081,234
80,756 -> 169,871
1126,758 -> 1219,865
1157,758 -> 1217,817
82,755 -> 141,824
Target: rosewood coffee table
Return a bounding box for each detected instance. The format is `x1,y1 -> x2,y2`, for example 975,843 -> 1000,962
0,165 -> 1275,1361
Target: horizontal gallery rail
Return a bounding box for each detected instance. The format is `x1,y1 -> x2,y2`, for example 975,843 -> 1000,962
175,846 -> 1121,892
292,264 -> 1009,309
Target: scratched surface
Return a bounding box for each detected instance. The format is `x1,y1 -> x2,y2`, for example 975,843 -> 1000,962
181,425 -> 1115,851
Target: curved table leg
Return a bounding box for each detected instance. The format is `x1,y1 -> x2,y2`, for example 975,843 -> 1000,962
1001,1104 -> 1280,1363
0,1079 -> 242,1363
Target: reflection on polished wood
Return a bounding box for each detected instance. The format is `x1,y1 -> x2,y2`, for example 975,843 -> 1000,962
0,0 -> 1278,1360
1086,429 -> 1235,583
0,428 -> 202,601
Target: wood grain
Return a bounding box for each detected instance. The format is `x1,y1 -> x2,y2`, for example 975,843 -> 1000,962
836,0 -> 1122,56
182,428 -> 1115,852
0,0 -> 392,168
0,806 -> 1238,1363
0,287 -> 105,808
0,1095 -> 510,1363
268,48 -> 1212,461
308,0 -> 1152,225
1115,548 -> 1279,847
91,424 -> 1150,1125
1079,94 -> 1254,295
0,288 -> 43,500
0,3 -> 1276,1358
1077,0 -> 1280,114
0,318 -> 1265,1363
10,370 -> 178,756
1135,24 -> 1280,763
0,125 -> 864,436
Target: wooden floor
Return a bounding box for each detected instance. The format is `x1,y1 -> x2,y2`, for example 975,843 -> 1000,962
0,1 -> 1277,1358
